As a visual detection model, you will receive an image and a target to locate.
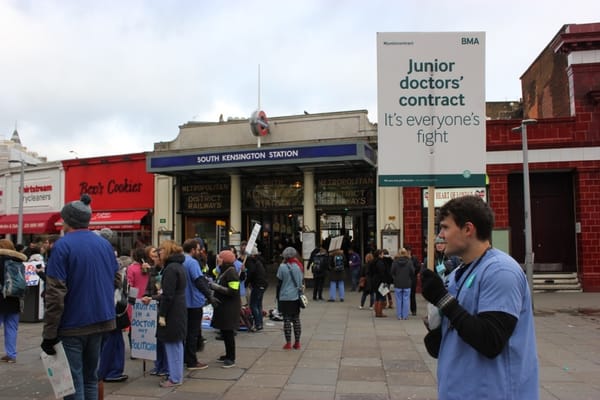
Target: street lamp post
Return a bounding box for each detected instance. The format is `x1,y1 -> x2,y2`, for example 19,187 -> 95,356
512,119 -> 537,304
8,159 -> 36,245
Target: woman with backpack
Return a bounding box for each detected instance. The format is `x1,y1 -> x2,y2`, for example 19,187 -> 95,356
0,238 -> 28,363
328,250 -> 346,302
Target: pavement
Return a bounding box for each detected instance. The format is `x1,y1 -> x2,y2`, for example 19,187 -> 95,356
2,290 -> 600,400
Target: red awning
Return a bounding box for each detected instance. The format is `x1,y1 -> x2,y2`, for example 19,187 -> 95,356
0,212 -> 61,234
55,210 -> 149,230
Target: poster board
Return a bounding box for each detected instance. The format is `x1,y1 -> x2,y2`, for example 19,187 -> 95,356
131,300 -> 158,360
381,228 -> 401,256
377,32 -> 486,187
328,235 -> 344,252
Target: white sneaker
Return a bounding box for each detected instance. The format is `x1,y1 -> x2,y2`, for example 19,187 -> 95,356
358,306 -> 363,309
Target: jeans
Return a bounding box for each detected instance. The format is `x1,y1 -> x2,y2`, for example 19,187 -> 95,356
0,312 -> 19,359
249,286 -> 265,329
61,333 -> 103,400
360,291 -> 375,308
184,307 -> 203,366
394,288 -> 411,319
329,280 -> 345,301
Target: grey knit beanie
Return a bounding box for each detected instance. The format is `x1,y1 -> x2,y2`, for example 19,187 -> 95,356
282,246 -> 297,260
61,194 -> 92,229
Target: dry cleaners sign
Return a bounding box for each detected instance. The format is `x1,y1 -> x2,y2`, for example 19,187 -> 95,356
377,32 -> 486,187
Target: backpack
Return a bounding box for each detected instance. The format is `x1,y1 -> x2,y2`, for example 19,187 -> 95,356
2,259 -> 27,298
311,255 -> 325,274
333,255 -> 345,272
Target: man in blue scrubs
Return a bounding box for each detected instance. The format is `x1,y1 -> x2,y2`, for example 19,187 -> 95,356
421,195 -> 539,400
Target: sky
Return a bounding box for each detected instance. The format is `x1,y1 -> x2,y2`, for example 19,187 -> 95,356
1,0 -> 599,162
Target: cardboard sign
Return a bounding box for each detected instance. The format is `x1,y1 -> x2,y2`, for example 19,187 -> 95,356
130,300 -> 158,360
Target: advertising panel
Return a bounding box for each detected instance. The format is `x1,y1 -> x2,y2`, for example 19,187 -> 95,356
377,32 -> 486,187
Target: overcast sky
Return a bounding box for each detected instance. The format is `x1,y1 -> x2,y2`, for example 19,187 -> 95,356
1,0 -> 598,161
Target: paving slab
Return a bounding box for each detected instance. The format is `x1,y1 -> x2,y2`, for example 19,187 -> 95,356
2,289 -> 600,399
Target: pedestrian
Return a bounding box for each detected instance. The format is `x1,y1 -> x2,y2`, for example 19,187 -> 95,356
390,248 -> 414,320
210,250 -> 241,368
0,238 -> 28,363
421,195 -> 539,399
245,247 -> 268,331
153,240 -> 188,388
348,247 -> 361,291
142,245 -> 168,377
328,249 -> 345,302
308,247 -> 328,301
41,194 -> 120,400
358,252 -> 375,310
98,251 -> 130,383
277,247 -> 304,350
182,238 -> 214,371
404,245 -> 420,316
369,249 -> 391,317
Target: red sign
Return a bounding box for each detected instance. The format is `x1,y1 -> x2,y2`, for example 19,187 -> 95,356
63,153 -> 154,210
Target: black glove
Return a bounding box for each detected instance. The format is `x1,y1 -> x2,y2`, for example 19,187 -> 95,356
208,295 -> 221,306
421,267 -> 448,306
41,338 -> 60,355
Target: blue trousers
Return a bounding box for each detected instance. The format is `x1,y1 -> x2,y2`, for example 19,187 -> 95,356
98,330 -> 125,379
164,341 -> 184,384
152,339 -> 168,374
0,312 -> 19,359
394,288 -> 411,319
62,333 -> 103,400
329,280 -> 345,301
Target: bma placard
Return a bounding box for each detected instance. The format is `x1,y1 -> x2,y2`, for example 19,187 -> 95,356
377,32 -> 486,187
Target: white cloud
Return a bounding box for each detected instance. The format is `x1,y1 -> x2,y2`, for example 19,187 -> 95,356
1,0 -> 599,160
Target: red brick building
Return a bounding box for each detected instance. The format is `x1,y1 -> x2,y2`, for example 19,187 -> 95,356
404,23 -> 600,291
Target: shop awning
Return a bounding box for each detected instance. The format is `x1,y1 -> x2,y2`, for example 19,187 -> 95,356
55,210 -> 149,230
0,212 -> 61,234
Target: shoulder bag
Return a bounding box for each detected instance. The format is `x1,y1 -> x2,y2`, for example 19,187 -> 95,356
287,264 -> 308,308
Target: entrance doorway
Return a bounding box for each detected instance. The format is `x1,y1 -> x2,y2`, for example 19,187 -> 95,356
508,171 -> 576,273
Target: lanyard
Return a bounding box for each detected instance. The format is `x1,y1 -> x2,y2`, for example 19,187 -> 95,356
453,247 -> 491,300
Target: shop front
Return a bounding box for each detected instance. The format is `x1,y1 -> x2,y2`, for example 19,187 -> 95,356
61,153 -> 154,255
147,110 -> 379,268
0,162 -> 62,243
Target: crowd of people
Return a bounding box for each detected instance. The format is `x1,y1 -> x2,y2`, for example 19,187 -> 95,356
1,194 -> 539,399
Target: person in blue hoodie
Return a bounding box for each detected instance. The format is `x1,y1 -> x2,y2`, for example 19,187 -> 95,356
41,194 -> 120,400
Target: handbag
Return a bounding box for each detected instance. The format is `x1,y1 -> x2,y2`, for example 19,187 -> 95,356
41,342 -> 76,398
287,264 -> 307,309
358,276 -> 367,289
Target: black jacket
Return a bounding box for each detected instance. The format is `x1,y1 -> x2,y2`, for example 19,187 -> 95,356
156,254 -> 188,343
245,256 -> 268,289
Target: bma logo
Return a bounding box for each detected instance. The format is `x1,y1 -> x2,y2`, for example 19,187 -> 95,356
461,37 -> 480,45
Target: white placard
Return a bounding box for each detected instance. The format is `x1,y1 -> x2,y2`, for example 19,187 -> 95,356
377,32 -> 486,187
245,223 -> 261,255
131,300 -> 158,360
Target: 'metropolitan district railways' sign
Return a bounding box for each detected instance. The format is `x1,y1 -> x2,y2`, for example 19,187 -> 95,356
377,32 -> 486,187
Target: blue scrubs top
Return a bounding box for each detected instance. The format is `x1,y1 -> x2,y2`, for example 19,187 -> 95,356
437,248 -> 539,400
